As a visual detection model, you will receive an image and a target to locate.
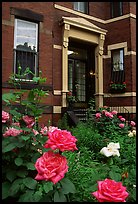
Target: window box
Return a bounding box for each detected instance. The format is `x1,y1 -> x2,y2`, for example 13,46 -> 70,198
109,81 -> 126,93
109,87 -> 126,94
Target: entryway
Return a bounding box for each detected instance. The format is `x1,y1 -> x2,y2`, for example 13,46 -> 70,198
68,40 -> 96,109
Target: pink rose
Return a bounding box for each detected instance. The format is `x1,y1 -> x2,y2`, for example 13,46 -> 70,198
2,110 -> 10,123
3,127 -> 23,137
111,110 -> 118,115
44,129 -> 78,152
40,126 -> 59,136
104,111 -> 113,118
130,121 -> 136,127
120,117 -> 126,122
119,123 -> 125,128
22,115 -> 35,128
35,151 -> 68,184
95,113 -> 101,118
92,178 -> 129,202
32,129 -> 39,136
40,126 -> 48,136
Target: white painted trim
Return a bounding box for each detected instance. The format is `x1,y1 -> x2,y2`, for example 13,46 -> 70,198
54,3 -> 105,24
106,13 -> 136,24
54,3 -> 136,25
104,92 -> 136,97
53,106 -> 61,113
103,42 -> 136,59
53,44 -> 62,49
53,90 -> 62,95
127,51 -> 136,56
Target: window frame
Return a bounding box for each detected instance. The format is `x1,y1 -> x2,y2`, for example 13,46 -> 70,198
13,18 -> 39,81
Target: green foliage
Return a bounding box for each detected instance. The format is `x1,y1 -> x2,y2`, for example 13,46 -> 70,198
2,68 -> 77,202
58,113 -> 70,130
65,107 -> 136,202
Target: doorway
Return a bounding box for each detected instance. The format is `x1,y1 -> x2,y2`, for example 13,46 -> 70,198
68,41 -> 95,107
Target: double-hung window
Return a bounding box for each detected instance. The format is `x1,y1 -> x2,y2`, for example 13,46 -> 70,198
73,2 -> 88,14
111,48 -> 125,83
111,2 -> 123,18
14,18 -> 38,80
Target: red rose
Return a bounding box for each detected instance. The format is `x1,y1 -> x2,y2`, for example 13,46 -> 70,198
92,178 -> 129,202
44,129 -> 78,152
35,151 -> 68,184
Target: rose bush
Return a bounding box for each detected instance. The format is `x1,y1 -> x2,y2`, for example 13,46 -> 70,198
92,178 -> 129,202
2,68 -> 77,202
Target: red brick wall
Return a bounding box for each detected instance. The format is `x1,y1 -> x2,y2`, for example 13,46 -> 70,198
104,18 -> 131,50
2,2 -> 136,125
129,2 -> 136,15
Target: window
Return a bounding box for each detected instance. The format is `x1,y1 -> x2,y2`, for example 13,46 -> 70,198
111,2 -> 122,18
73,2 -> 88,14
14,18 -> 38,80
111,48 -> 125,83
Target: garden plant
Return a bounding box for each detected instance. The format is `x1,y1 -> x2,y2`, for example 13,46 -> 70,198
2,68 -> 136,202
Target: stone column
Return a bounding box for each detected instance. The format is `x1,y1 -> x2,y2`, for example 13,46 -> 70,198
94,34 -> 105,110
62,23 -> 70,107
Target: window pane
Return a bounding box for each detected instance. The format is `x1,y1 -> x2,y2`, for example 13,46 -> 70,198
74,2 -> 88,14
15,19 -> 38,51
111,2 -> 122,18
111,48 -> 124,83
112,49 -> 124,71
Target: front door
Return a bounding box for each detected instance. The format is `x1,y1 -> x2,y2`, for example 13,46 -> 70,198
68,59 -> 86,103
68,43 -> 95,107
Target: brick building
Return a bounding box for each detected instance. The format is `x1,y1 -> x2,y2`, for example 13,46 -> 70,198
2,2 -> 136,125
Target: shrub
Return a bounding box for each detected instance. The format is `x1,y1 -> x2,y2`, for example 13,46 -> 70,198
2,68 -> 77,202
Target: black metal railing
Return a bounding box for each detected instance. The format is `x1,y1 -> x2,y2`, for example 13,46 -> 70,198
13,46 -> 38,80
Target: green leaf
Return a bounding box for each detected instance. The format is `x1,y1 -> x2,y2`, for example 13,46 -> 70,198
33,190 -> 43,202
42,181 -> 53,193
15,157 -> 23,166
21,136 -> 30,141
54,191 -> 67,202
32,76 -> 40,83
109,171 -> 122,181
23,177 -> 37,189
2,92 -> 17,103
9,109 -> 21,118
3,143 -> 17,153
17,169 -> 28,178
18,190 -> 34,202
6,170 -> 17,182
10,178 -> 23,196
60,178 -> 76,194
26,162 -> 36,170
2,181 -> 11,199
